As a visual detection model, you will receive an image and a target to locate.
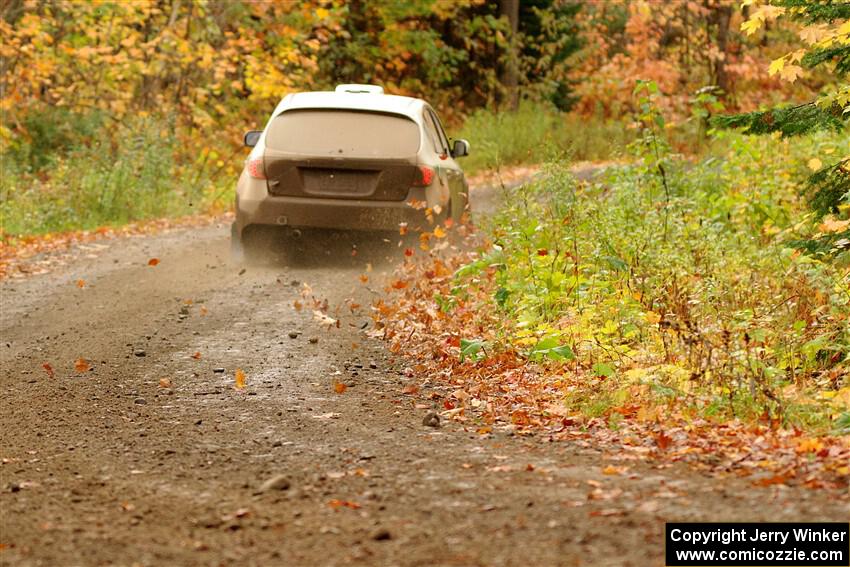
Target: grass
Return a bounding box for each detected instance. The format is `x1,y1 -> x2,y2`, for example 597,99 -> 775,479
1,109 -> 235,237
451,100 -> 635,173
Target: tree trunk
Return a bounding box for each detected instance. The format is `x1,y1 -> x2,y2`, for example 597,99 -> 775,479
500,0 -> 519,111
712,4 -> 733,98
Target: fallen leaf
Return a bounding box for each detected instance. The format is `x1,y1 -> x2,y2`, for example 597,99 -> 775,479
234,369 -> 246,389
434,226 -> 447,239
42,362 -> 55,378
753,474 -> 789,487
637,500 -> 660,514
74,358 -> 91,373
158,378 -> 173,388
404,248 -> 414,257
147,258 -> 160,266
402,384 -> 419,395
333,380 -> 347,394
358,274 -> 369,284
76,279 -> 85,288
192,351 -> 202,360
655,432 -> 673,450
819,218 -> 850,233
590,509 -> 625,517
399,223 -> 408,236
199,305 -> 208,316
292,300 -> 303,311
602,465 -> 628,476
328,499 -> 361,510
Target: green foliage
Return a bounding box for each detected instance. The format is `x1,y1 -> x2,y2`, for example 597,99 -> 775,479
452,95 -> 849,428
452,100 -> 633,173
712,102 -> 846,137
774,0 -> 850,23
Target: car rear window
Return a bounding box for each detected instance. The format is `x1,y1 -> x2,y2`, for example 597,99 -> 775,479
265,109 -> 420,158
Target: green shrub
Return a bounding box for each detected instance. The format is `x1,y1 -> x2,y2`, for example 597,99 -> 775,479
452,126 -> 849,430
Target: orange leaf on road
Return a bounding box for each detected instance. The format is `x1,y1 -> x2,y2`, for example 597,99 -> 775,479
234,369 -> 246,389
42,362 -> 55,378
328,499 -> 361,510
76,279 -> 86,288
74,358 -> 91,373
333,380 -> 347,394
655,432 -> 672,450
147,258 -> 160,266
192,351 -> 202,360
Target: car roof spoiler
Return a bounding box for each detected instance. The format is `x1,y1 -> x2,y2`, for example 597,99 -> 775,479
335,84 -> 384,95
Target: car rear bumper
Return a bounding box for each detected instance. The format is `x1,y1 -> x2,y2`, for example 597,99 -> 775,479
235,192 -> 433,236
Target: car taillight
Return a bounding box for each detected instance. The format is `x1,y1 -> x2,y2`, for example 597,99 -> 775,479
247,158 -> 266,180
413,165 -> 434,187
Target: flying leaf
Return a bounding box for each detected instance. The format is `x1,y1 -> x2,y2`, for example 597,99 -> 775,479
807,157 -> 823,171
76,279 -> 85,288
234,369 -> 246,389
74,358 -> 91,373
148,258 -> 160,266
313,310 -> 337,327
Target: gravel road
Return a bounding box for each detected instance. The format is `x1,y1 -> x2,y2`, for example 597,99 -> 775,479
1,187 -> 847,567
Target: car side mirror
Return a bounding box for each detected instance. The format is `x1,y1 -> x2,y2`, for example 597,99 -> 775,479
451,139 -> 470,158
243,130 -> 262,148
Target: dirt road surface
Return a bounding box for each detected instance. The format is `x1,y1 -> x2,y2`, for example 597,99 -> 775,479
1,185 -> 848,567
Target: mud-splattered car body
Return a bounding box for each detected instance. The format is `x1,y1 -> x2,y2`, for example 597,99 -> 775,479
233,84 -> 469,258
